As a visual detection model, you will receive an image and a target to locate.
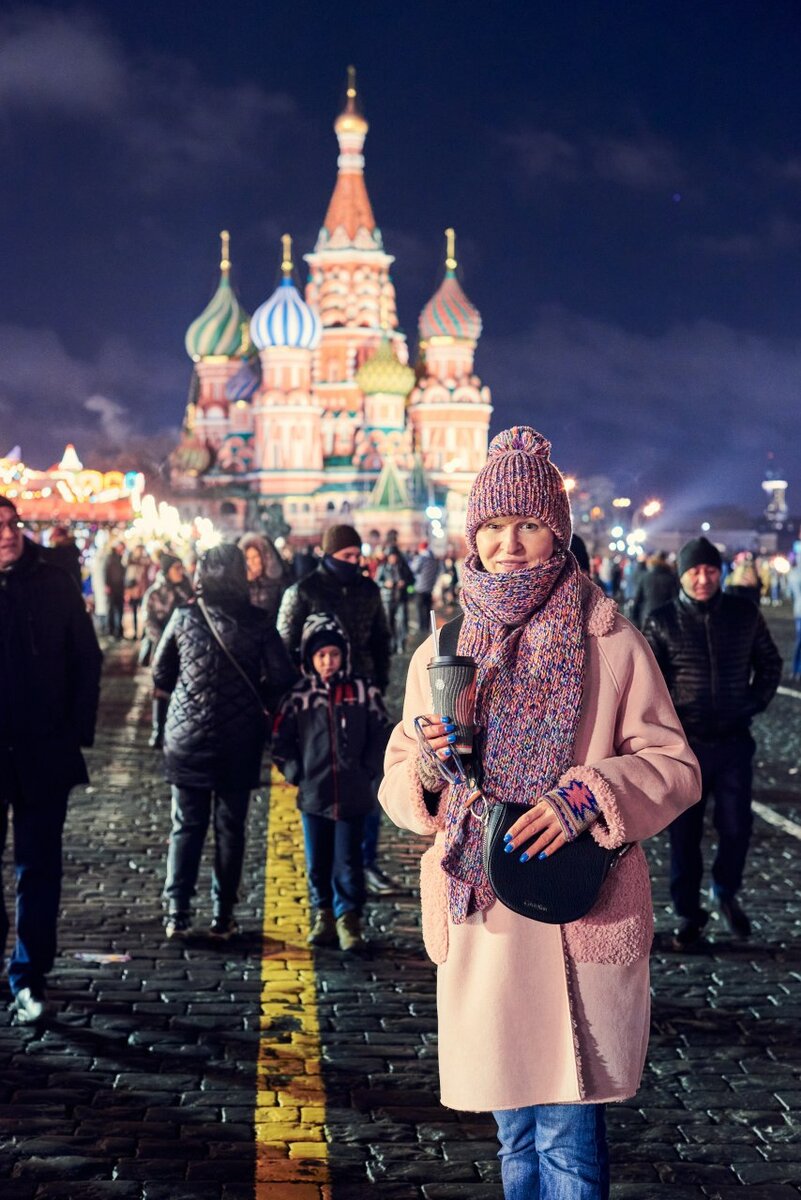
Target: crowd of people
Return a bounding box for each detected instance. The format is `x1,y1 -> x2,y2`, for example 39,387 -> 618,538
0,445 -> 793,1197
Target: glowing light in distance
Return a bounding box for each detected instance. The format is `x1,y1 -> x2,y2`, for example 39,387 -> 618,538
701,522 -> 710,532
642,500 -> 662,518
773,555 -> 791,575
562,476 -> 577,493
611,525 -> 624,538
612,497 -> 631,508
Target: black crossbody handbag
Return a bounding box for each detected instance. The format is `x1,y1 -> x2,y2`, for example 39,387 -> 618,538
437,613 -> 628,925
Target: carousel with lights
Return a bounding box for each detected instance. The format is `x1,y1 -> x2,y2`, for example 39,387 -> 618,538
169,69 -> 493,544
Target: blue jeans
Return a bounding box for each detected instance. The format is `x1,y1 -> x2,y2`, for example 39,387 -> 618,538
670,734 -> 754,917
493,1104 -> 609,1199
301,812 -> 365,918
793,617 -> 801,677
0,771 -> 69,996
164,785 -> 250,915
361,807 -> 381,869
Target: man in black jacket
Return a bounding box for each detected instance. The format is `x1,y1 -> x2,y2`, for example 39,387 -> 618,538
0,498 -> 103,1022
644,536 -> 781,948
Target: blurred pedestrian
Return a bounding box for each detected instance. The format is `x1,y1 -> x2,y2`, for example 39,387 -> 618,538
272,614 -> 390,953
238,531 -> 287,626
104,541 -> 126,639
142,554 -> 193,748
375,546 -> 413,652
437,551 -> 460,607
124,545 -> 150,639
644,536 -> 782,946
0,497 -> 102,1024
787,559 -> 801,683
152,543 -> 296,940
629,551 -> 678,629
725,553 -> 761,606
44,525 -> 82,591
381,428 -> 699,1199
410,541 -> 441,632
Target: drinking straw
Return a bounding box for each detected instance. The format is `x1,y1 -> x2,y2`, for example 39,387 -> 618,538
430,609 -> 439,655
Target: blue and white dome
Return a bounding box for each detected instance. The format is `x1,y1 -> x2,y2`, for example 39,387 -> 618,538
251,277 -> 322,351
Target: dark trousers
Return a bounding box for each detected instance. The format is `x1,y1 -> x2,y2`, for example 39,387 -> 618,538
108,592 -> 124,639
0,772 -> 69,996
793,617 -> 801,677
670,734 -> 755,918
164,785 -> 250,916
301,812 -> 366,919
415,591 -> 433,633
152,696 -> 168,741
361,806 -> 381,869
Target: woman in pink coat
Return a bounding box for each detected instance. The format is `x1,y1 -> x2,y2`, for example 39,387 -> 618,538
379,427 -> 700,1199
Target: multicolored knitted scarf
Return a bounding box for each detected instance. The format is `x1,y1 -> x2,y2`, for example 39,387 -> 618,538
440,549 -> 585,922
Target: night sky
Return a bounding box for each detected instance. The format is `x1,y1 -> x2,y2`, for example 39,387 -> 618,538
2,0 -> 800,517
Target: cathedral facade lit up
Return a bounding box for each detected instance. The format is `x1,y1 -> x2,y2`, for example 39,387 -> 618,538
170,70 -> 492,543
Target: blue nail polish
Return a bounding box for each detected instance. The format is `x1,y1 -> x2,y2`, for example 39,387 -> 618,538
519,852 -> 529,863
504,842 -> 514,854
538,851 -> 547,861
441,716 -> 453,723
447,733 -> 457,743
503,832 -> 513,842
439,747 -> 451,758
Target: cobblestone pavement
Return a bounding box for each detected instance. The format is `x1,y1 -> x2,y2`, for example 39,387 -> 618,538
0,609 -> 799,1199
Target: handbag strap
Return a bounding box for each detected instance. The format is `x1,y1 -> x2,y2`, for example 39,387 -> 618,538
196,596 -> 266,714
437,610 -> 463,656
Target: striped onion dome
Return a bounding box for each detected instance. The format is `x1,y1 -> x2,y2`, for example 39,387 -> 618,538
418,227 -> 482,342
251,277 -> 322,351
356,337 -> 415,395
225,358 -> 261,401
185,232 -> 250,361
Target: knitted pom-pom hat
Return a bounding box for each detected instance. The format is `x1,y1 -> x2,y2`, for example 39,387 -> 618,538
465,426 -> 572,551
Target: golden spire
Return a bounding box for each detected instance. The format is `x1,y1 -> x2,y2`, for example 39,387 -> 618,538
281,233 -> 293,279
220,229 -> 231,276
335,64 -> 368,136
445,227 -> 457,274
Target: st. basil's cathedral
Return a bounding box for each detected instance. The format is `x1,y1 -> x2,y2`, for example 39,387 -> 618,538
170,71 -> 492,543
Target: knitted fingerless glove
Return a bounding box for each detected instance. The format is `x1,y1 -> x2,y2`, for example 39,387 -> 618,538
541,779 -> 600,841
416,752 -> 448,794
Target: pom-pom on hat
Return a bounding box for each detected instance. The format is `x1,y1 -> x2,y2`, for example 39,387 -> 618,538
465,426 -> 573,551
322,524 -> 362,556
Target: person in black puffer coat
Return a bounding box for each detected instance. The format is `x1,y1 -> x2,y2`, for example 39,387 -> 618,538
277,524 -> 391,690
644,536 -> 781,949
152,543 -> 297,940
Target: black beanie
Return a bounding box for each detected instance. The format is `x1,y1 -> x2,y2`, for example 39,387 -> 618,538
678,536 -> 722,577
159,552 -> 182,574
322,524 -> 361,555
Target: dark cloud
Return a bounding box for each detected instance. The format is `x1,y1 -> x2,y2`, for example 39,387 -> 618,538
503,126 -> 684,191
480,306 -> 800,510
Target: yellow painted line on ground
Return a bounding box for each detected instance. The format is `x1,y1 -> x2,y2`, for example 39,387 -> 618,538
255,769 -> 332,1200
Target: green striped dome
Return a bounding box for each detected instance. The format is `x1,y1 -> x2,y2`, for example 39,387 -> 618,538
185,273 -> 250,361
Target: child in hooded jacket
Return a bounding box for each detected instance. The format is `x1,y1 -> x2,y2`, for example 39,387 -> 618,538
272,613 -> 390,951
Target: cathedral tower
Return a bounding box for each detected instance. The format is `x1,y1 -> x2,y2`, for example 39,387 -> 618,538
250,236 -> 324,495
409,229 -> 492,495
304,68 -> 408,470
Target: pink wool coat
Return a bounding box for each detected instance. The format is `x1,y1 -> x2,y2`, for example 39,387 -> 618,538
379,582 -> 701,1112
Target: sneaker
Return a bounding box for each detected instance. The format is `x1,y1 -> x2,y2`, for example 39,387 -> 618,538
336,911 -> 366,954
165,912 -> 192,939
671,909 -> 709,951
717,895 -> 751,939
12,987 -> 47,1025
364,865 -> 399,895
208,914 -> 238,941
307,908 -> 337,948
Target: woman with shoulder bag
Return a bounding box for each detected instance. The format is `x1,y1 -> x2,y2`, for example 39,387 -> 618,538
152,543 -> 297,940
379,427 -> 701,1199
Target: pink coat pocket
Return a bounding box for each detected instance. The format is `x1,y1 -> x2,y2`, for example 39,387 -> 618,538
419,840 -> 449,965
563,843 -> 653,966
